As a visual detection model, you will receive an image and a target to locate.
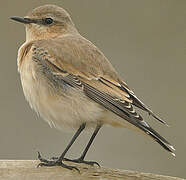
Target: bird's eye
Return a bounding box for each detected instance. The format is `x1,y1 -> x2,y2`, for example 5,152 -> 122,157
43,18 -> 53,25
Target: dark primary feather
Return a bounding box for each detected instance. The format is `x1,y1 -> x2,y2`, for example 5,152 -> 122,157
119,83 -> 169,126
100,77 -> 168,125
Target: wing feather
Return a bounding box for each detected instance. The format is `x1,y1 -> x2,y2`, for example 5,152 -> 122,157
100,76 -> 168,126
119,81 -> 169,126
28,38 -> 174,154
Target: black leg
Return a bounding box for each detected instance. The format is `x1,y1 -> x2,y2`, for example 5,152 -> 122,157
63,124 -> 102,166
37,123 -> 86,171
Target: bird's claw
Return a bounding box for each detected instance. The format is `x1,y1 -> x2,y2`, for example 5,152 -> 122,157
63,157 -> 100,167
37,151 -> 80,172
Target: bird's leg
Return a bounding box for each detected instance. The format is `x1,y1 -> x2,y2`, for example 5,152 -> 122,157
63,124 -> 102,167
37,123 -> 86,171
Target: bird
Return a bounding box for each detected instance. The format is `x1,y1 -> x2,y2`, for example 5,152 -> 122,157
11,4 -> 175,171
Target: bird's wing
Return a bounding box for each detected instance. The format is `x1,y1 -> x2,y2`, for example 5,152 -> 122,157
30,35 -> 167,125
20,35 -> 175,154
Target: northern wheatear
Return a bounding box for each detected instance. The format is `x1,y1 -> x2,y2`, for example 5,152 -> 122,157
11,4 -> 175,171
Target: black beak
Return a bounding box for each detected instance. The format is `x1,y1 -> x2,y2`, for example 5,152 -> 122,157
10,16 -> 37,24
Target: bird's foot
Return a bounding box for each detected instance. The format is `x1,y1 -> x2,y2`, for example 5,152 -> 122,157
51,156 -> 100,167
37,152 -> 80,172
65,157 -> 100,167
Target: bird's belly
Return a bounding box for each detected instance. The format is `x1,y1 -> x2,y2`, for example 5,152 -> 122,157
19,61 -> 104,131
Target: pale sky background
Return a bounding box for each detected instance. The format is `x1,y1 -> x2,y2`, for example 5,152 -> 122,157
1,0 -> 186,179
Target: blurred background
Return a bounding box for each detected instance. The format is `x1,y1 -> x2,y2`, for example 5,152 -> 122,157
1,0 -> 185,178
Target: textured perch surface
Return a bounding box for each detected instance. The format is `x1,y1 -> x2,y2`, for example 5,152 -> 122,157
0,160 -> 184,180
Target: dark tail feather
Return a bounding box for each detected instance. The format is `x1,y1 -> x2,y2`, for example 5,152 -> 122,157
137,121 -> 175,156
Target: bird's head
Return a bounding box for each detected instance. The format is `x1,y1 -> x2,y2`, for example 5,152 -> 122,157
11,4 -> 78,41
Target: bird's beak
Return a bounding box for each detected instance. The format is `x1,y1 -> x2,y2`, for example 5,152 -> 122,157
10,16 -> 37,24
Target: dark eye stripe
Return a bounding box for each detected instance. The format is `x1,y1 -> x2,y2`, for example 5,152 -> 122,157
43,18 -> 53,25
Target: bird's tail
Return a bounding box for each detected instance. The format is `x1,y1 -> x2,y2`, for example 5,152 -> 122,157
136,120 -> 175,156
